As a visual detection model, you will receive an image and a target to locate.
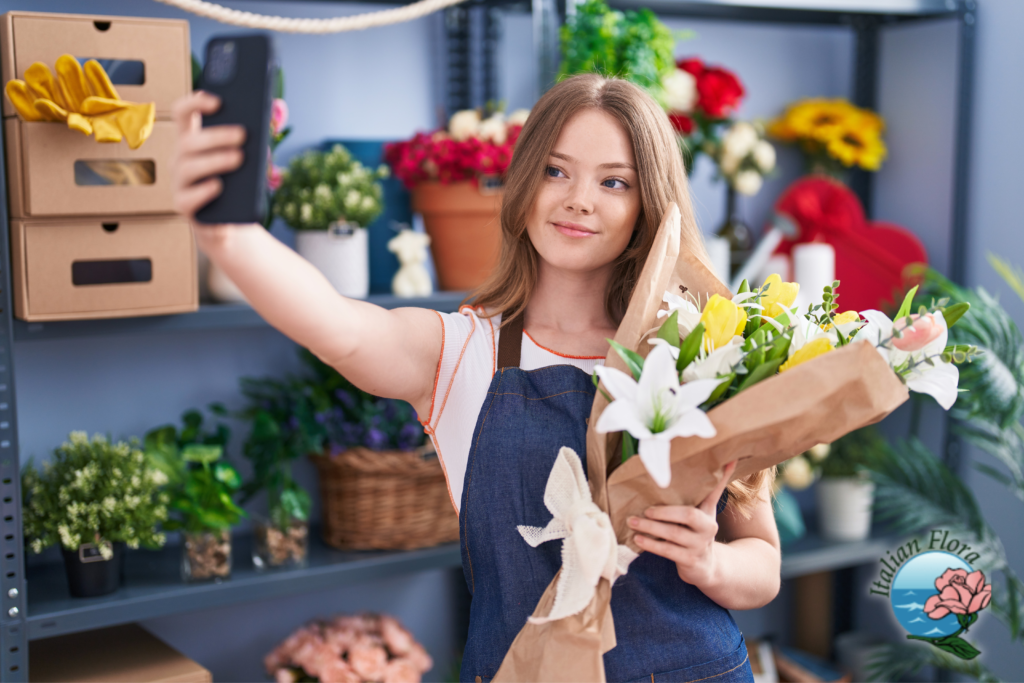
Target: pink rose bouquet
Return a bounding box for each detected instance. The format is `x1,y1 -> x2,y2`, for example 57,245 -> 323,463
265,613 -> 433,683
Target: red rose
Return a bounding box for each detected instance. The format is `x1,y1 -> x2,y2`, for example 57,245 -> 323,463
677,57 -> 704,78
668,113 -> 695,135
696,67 -> 744,119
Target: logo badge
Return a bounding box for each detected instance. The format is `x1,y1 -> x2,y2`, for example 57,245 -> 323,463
888,550 -> 991,660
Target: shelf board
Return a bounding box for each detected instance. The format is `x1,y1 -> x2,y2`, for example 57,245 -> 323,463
27,537 -> 462,640
607,0 -> 960,22
27,529 -> 892,639
12,291 -> 468,342
780,532 -> 897,580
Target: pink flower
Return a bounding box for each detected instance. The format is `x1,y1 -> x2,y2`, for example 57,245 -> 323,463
381,615 -> 414,656
924,568 -> 992,619
348,640 -> 388,680
404,643 -> 433,673
892,312 -> 944,352
268,164 -> 283,191
318,659 -> 360,683
274,668 -> 296,683
271,98 -> 289,135
384,658 -> 423,683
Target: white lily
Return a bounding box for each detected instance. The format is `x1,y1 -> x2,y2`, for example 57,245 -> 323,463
595,344 -> 719,488
856,309 -> 959,410
682,337 -> 746,383
658,291 -> 703,338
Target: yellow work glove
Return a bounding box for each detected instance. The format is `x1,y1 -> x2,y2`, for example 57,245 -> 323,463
4,54 -> 156,149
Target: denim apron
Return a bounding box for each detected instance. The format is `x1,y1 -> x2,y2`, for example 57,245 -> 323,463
459,315 -> 753,683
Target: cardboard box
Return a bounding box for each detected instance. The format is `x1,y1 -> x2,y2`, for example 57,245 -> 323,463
6,118 -> 177,218
11,215 -> 198,321
29,623 -> 211,682
0,11 -> 190,120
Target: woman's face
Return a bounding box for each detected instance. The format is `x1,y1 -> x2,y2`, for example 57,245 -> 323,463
526,108 -> 642,276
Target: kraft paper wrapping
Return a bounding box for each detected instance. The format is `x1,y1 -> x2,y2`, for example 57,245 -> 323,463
493,205 -> 909,682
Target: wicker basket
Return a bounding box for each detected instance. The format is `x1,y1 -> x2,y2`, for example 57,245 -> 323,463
314,446 -> 460,550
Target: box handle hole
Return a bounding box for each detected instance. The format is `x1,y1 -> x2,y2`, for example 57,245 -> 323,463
102,222 -> 119,233
93,21 -> 111,31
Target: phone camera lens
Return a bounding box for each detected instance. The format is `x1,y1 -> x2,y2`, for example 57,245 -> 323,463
205,40 -> 237,85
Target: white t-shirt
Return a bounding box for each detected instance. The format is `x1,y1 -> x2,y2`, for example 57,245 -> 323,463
421,307 -> 604,513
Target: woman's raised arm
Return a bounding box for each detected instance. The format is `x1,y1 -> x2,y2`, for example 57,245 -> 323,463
171,92 -> 442,417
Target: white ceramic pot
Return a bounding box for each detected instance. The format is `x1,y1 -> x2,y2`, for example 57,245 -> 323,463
817,476 -> 874,542
207,262 -> 248,304
295,223 -> 369,299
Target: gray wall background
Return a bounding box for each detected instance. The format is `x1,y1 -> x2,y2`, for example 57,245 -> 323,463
10,0 -> 1022,679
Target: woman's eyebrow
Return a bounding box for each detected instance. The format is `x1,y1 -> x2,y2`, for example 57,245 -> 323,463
550,151 -> 636,171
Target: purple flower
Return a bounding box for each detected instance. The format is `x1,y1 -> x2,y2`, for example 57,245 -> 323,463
382,401 -> 398,421
288,416 -> 300,430
363,428 -> 387,451
315,412 -> 328,424
397,423 -> 424,451
334,390 -> 356,409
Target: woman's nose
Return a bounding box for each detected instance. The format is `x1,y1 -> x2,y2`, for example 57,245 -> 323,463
564,179 -> 594,214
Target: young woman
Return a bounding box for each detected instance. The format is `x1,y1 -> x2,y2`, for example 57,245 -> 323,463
172,73 -> 780,682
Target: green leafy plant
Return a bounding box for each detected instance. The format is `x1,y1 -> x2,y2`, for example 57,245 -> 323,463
272,144 -> 388,230
819,426 -> 887,478
22,432 -> 168,557
558,0 -> 676,93
867,263 -> 1024,681
145,408 -> 246,535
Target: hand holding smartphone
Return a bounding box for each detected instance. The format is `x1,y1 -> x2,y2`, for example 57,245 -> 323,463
194,34 -> 275,225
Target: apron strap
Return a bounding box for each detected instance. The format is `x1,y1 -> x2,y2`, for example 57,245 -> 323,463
497,312 -> 524,369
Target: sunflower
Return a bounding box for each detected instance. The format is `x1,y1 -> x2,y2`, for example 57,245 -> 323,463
784,99 -> 860,143
826,125 -> 887,171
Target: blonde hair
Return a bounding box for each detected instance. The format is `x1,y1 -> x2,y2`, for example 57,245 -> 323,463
471,73 -> 773,517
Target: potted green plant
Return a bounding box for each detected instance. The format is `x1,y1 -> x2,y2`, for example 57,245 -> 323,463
239,376 -> 316,570
813,426 -> 885,541
145,408 -> 245,582
22,432 -> 168,597
272,144 -> 388,299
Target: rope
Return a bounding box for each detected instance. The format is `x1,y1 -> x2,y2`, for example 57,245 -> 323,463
152,0 -> 471,34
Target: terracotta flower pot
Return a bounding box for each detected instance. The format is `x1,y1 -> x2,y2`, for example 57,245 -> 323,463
411,180 -> 502,291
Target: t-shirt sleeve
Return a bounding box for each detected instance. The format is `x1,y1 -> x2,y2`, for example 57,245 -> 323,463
421,308 -> 497,512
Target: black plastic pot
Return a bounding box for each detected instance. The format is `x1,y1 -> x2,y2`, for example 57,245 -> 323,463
61,541 -> 124,598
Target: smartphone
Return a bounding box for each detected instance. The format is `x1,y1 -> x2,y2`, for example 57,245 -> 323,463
195,34 -> 274,224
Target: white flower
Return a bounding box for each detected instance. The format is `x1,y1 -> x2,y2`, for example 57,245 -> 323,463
732,169 -> 764,196
720,152 -> 742,176
448,109 -> 480,141
753,140 -> 776,173
300,203 -> 312,222
661,68 -> 698,113
782,456 -> 815,490
507,109 -> 530,127
722,122 -> 759,161
682,337 -> 746,383
856,309 -> 959,410
150,470 -> 169,487
595,344 -> 719,488
808,443 -> 831,462
478,115 -> 508,144
658,291 -> 703,337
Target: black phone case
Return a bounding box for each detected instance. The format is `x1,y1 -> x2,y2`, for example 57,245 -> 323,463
195,34 -> 274,225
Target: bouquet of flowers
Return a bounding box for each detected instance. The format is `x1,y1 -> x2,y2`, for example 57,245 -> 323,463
493,204 -> 972,682
768,97 -> 887,175
384,108 -> 529,189
265,613 -> 433,683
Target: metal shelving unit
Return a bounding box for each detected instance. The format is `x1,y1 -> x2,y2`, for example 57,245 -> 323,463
0,0 -> 977,680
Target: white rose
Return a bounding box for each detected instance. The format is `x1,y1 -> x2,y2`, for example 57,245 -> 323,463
719,152 -> 742,176
448,109 -> 481,141
753,140 -> 776,173
782,456 -> 815,490
507,109 -> 530,127
661,69 -> 698,113
733,169 -> 763,196
722,121 -> 759,160
478,115 -> 508,145
808,443 -> 831,462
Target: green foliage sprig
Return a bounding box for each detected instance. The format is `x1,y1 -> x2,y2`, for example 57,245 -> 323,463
558,0 -> 675,93
272,144 -> 388,230
22,433 -> 168,556
819,426 -> 886,478
145,408 -> 246,536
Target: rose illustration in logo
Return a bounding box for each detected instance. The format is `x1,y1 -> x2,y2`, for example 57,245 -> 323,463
890,551 -> 989,660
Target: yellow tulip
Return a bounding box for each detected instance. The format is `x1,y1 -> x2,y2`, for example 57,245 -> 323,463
780,337 -> 834,373
760,274 -> 800,318
701,294 -> 747,352
823,310 -> 860,331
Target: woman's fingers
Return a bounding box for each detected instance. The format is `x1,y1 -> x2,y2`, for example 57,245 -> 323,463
175,148 -> 244,189
698,460 -> 737,515
630,515 -> 710,548
633,534 -> 687,564
172,91 -> 222,135
174,177 -> 222,217
179,124 -> 246,156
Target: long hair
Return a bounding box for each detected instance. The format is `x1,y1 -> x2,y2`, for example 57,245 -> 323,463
472,73 -> 773,517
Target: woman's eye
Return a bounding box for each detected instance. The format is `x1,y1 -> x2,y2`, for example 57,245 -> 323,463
546,166 -> 564,178
602,178 -> 628,190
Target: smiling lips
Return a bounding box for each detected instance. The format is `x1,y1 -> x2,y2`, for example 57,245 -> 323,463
553,221 -> 597,238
